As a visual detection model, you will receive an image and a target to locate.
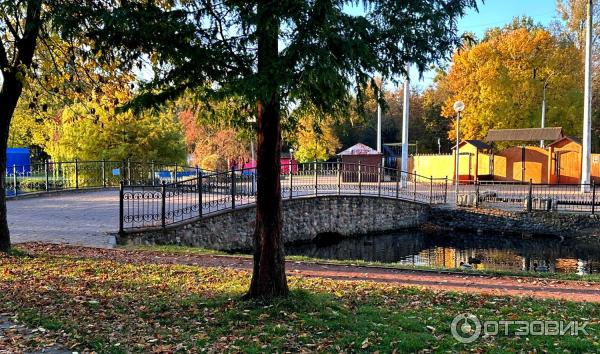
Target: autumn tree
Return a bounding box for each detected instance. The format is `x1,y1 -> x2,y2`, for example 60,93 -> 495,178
177,97 -> 251,168
9,34 -> 134,155
56,0 -> 478,297
45,101 -> 186,163
290,106 -> 341,163
440,22 -> 584,143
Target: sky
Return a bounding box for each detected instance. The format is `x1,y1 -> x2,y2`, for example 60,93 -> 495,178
408,0 -> 560,89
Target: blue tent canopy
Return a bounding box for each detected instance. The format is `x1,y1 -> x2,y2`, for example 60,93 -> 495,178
6,148 -> 30,175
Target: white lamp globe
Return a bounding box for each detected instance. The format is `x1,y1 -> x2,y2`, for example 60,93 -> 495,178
453,101 -> 465,113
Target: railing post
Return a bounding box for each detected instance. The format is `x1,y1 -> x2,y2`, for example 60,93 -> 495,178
12,164 -> 17,196
127,158 -> 131,185
121,160 -> 126,185
413,172 -> 417,202
119,180 -> 124,235
231,166 -> 236,209
377,165 -> 382,197
75,158 -> 79,189
358,161 -> 362,196
314,161 -> 318,196
444,176 -> 448,204
527,178 -> 533,212
337,161 -> 341,196
395,168 -> 400,199
592,180 -> 596,215
197,166 -> 203,218
161,181 -> 166,229
429,176 -> 433,204
101,159 -> 106,188
475,180 -> 480,208
45,160 -> 50,192
151,160 -> 156,186
174,162 -> 178,183
289,163 -> 293,200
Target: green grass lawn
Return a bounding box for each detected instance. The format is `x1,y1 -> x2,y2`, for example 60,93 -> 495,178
1,251 -> 599,353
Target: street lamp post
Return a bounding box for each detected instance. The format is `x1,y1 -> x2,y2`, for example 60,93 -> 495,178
539,73 -> 554,148
453,101 -> 465,204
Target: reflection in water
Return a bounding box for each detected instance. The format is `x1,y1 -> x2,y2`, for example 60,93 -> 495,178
286,230 -> 600,275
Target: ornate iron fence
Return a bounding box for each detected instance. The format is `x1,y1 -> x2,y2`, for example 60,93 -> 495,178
120,162 -> 449,232
4,159 -> 204,197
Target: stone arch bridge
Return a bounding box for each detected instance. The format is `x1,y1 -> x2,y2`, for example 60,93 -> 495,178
118,162 -> 446,249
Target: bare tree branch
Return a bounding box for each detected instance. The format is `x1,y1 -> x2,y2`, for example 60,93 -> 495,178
1,13 -> 21,43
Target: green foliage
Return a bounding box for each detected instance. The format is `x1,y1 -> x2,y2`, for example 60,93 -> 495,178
54,0 -> 479,119
45,104 -> 186,163
333,82 -> 451,154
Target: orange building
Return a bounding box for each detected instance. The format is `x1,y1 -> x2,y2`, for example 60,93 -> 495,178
407,127 -> 600,185
547,137 -> 582,184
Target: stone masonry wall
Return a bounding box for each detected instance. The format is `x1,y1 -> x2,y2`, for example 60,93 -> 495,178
118,195 -> 430,251
431,207 -> 600,238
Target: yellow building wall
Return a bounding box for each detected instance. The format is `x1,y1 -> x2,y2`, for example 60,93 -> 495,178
409,152 -> 492,180
409,154 -> 454,179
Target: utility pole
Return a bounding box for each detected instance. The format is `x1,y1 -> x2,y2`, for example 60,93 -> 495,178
582,0 -> 593,192
401,64 -> 410,187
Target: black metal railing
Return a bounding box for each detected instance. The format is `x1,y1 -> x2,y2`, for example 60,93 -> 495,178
4,159 -> 208,197
120,162 -> 448,232
455,180 -> 599,213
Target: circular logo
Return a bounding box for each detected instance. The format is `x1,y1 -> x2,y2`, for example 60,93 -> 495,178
451,313 -> 482,343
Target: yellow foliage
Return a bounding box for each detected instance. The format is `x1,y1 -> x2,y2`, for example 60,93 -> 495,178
440,27 -> 583,142
293,109 -> 341,163
201,154 -> 228,172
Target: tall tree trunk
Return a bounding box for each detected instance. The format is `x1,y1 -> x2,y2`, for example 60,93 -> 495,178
0,73 -> 23,252
245,3 -> 289,298
0,0 -> 42,252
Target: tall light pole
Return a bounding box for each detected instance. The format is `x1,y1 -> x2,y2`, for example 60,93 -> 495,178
582,0 -> 593,192
377,89 -> 383,159
453,101 -> 465,203
539,72 -> 554,148
540,79 -> 548,148
401,64 -> 410,187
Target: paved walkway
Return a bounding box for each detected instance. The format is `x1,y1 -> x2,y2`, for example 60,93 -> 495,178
21,243 -> 600,303
0,315 -> 72,354
7,190 -> 118,248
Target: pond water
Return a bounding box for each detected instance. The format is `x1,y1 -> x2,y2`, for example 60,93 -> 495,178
286,229 -> 600,275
